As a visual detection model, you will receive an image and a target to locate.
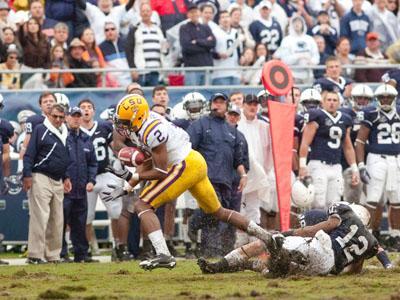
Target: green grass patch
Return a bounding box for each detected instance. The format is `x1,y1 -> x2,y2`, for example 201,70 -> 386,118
0,258 -> 399,299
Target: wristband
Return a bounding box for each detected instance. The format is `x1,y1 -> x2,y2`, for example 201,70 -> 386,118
350,163 -> 358,173
358,162 -> 365,169
241,174 -> 247,178
299,157 -> 307,168
131,173 -> 140,181
123,182 -> 134,192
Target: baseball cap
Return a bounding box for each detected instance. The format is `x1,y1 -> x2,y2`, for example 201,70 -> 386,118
260,0 -> 272,9
187,2 -> 199,11
210,92 -> 229,102
244,94 -> 259,104
317,10 -> 328,16
228,104 -> 241,115
366,32 -> 379,41
69,107 -> 82,116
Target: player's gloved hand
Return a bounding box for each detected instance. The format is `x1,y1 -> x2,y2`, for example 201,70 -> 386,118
105,165 -> 132,181
358,164 -> 370,184
101,184 -> 127,202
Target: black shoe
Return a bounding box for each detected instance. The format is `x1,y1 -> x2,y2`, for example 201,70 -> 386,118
137,239 -> 154,260
75,257 -> 99,263
26,257 -> 47,265
0,259 -> 9,265
139,253 -> 176,270
60,256 -> 73,263
114,245 -> 134,262
166,240 -> 178,257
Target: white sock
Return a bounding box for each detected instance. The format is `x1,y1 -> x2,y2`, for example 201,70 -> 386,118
182,224 -> 190,243
224,248 -> 246,267
148,230 -> 171,256
390,229 -> 400,238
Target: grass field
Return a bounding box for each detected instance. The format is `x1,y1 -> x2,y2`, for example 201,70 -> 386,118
1,256 -> 400,300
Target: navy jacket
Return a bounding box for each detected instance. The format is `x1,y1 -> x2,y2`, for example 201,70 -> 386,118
340,9 -> 371,54
187,115 -> 244,189
179,21 -> 216,67
23,124 -> 70,181
65,129 -> 97,199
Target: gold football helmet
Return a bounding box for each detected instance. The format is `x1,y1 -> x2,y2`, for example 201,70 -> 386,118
114,94 -> 149,136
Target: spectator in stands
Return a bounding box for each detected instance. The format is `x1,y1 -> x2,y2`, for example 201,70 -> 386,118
29,0 -> 54,37
0,2 -> 16,34
0,27 -> 21,63
274,15 -> 319,84
23,103 -> 71,264
386,0 -> 398,15
335,37 -> 355,79
313,56 -> 352,101
200,3 -> 217,27
67,38 -> 97,87
99,21 -> 131,87
76,0 -> 135,44
125,3 -> 167,87
240,47 -> 256,85
18,17 -> 50,69
354,32 -> 389,83
212,10 -> 241,86
229,91 -> 244,108
180,3 -> 216,86
313,35 -> 329,80
229,0 -> 254,29
319,0 -> 345,34
340,0 -> 371,55
366,0 -> 400,52
44,0 -> 78,39
252,0 -> 288,33
249,1 -> 282,55
229,7 -> 255,50
61,107 -> 97,263
151,0 -> 187,33
48,45 -> 74,88
50,22 -> 69,50
241,43 -> 267,85
0,44 -> 20,89
310,10 -> 337,56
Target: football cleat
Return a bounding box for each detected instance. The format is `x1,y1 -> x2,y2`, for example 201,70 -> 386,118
139,254 -> 176,270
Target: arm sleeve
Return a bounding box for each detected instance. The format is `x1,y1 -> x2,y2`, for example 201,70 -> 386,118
179,25 -> 207,54
339,15 -> 349,38
23,126 -> 39,178
233,129 -> 244,169
125,26 -> 136,68
360,110 -> 373,129
186,120 -> 203,150
88,143 -> 98,184
196,26 -> 216,49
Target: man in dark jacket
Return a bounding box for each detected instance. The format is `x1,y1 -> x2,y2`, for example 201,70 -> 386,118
179,3 -> 216,86
67,38 -> 97,88
61,107 -> 97,263
23,104 -> 71,264
187,93 -> 248,257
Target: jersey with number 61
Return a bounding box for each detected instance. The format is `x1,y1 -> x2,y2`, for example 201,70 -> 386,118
361,106 -> 400,155
328,203 -> 378,274
80,120 -> 113,174
306,109 -> 352,164
130,111 -> 192,166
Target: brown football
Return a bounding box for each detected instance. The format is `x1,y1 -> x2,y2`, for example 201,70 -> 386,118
118,147 -> 146,167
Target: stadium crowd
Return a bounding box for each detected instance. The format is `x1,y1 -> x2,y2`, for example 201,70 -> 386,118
1,0 -> 400,272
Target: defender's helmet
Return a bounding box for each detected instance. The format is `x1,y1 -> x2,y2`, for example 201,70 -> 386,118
182,92 -> 206,120
291,176 -> 315,208
350,84 -> 373,110
299,88 -> 321,111
375,84 -> 398,112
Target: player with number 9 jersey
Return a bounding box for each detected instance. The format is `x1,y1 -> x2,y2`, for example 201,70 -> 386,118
299,91 -> 359,209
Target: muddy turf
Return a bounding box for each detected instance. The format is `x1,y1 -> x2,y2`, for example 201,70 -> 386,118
1,255 -> 400,299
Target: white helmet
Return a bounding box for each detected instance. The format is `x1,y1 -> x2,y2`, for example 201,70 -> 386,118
182,92 -> 206,120
374,84 -> 398,112
55,93 -> 70,112
299,88 -> 321,111
349,204 -> 371,227
291,176 -> 315,208
0,94 -> 3,110
17,109 -> 36,123
351,84 -> 373,110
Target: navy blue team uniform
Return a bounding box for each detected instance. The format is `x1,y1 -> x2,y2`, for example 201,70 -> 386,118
313,77 -> 352,96
0,118 -> 14,192
361,106 -> 400,156
25,115 -> 45,135
81,120 -> 113,174
328,203 -> 378,274
307,109 -> 352,164
249,18 -> 283,54
294,113 -> 304,140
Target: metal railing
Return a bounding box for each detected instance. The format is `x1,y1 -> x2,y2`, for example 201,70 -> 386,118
0,63 -> 397,91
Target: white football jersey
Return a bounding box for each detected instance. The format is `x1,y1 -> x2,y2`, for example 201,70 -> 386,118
130,112 -> 192,165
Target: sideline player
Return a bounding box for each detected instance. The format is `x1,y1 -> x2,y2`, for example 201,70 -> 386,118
299,91 -> 360,209
198,202 -> 387,277
78,99 -> 123,254
103,94 -> 274,270
355,84 -> 400,250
